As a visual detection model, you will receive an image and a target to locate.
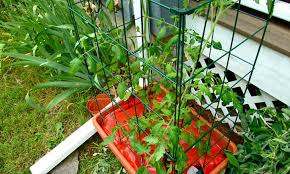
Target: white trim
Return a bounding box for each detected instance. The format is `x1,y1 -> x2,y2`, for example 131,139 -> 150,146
29,98 -> 122,174
30,118 -> 96,174
240,0 -> 290,22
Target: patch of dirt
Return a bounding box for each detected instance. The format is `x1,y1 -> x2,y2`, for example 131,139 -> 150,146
189,101 -> 243,145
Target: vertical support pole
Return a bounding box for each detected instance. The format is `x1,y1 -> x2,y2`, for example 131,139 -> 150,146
173,14 -> 186,163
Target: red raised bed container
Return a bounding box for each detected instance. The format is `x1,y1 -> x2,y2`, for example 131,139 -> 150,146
87,93 -> 237,174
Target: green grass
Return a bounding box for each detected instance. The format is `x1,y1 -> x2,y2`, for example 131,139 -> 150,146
0,29 -> 121,173
78,135 -> 123,174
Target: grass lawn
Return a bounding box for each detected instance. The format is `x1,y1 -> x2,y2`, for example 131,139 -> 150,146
0,29 -> 122,173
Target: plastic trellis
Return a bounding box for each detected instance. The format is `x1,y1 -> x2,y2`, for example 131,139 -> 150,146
66,0 -> 274,173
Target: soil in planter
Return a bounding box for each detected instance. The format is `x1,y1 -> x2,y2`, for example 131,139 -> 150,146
189,101 -> 243,145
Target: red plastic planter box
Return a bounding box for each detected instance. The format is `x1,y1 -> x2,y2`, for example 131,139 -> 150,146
88,95 -> 237,174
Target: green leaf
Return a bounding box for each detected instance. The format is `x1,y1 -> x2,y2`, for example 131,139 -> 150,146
34,81 -> 91,89
153,161 -> 166,174
199,83 -> 211,99
49,24 -> 73,30
164,35 -> 179,51
169,126 -> 179,149
167,72 -> 176,78
46,89 -> 79,110
161,108 -> 172,116
3,53 -> 88,79
93,74 -> 102,89
117,82 -> 127,99
184,94 -> 195,101
131,141 -> 150,155
157,26 -> 167,41
87,56 -> 97,73
282,108 -> 290,116
212,41 -> 222,50
166,64 -> 176,78
101,129 -> 117,146
267,0 -> 275,16
63,32 -> 76,58
122,91 -> 131,101
180,131 -> 194,145
25,92 -> 42,109
136,166 -> 149,174
112,45 -> 126,63
221,90 -> 232,105
233,97 -> 243,113
143,135 -> 158,145
0,43 -> 5,54
273,138 -> 287,144
225,151 -> 239,167
176,150 -> 188,173
139,117 -> 151,129
106,0 -> 114,12
152,122 -> 164,135
183,0 -> 189,8
196,120 -> 206,129
69,58 -> 82,75
153,144 -> 165,161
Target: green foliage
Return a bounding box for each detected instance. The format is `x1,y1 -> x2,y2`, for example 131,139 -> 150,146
106,0 -> 115,12
131,140 -> 150,155
156,26 -> 167,41
117,82 -> 131,101
136,166 -> 150,174
101,128 -> 117,146
114,2 -> 246,173
69,58 -> 83,75
228,108 -> 290,174
2,0 -> 274,173
143,135 -> 159,145
164,35 -> 179,52
112,45 -> 126,64
225,151 -> 239,168
1,0 -> 128,109
183,0 -> 189,8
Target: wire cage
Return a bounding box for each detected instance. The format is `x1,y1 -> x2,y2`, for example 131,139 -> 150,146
66,0 -> 274,173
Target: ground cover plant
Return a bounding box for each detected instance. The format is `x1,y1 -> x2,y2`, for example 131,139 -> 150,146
227,108 -> 290,174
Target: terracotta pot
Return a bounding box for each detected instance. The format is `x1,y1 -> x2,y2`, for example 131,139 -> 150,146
86,94 -> 111,114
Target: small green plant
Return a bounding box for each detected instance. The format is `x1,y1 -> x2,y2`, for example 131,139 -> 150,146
79,142 -> 123,174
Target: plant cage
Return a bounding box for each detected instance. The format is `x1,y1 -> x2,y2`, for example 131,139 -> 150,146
66,0 -> 274,173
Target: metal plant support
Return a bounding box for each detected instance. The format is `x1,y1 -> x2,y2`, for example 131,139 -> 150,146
66,0 -> 274,173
